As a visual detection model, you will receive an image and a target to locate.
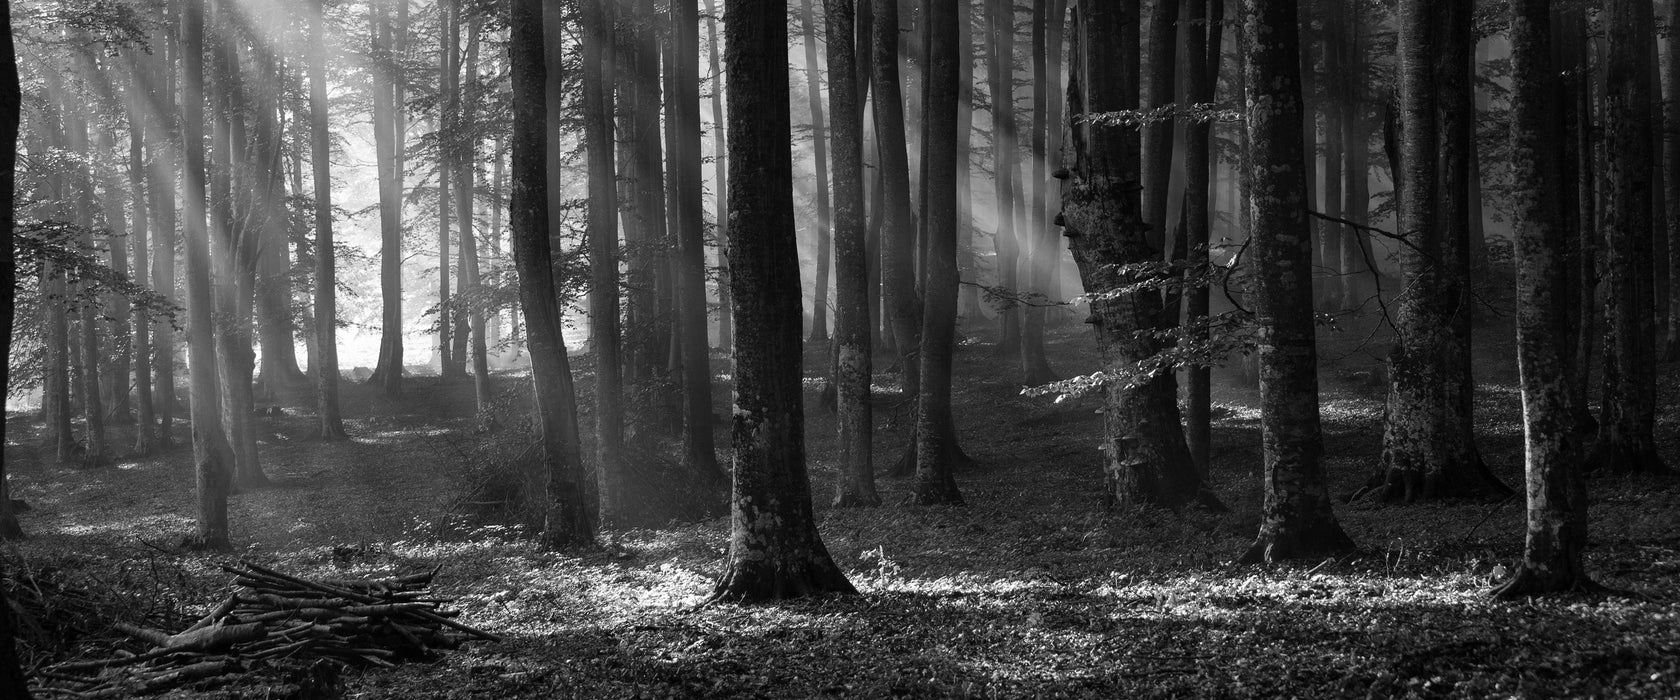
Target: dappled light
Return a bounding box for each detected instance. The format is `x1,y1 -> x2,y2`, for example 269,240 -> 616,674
0,0 -> 1678,697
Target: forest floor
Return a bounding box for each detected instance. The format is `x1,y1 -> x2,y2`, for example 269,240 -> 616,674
4,310 -> 1680,698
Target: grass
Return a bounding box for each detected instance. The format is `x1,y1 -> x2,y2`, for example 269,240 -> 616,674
3,316 -> 1678,698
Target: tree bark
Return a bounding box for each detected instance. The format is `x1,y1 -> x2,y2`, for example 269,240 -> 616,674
183,0 -> 234,551
1372,0 -> 1510,502
1496,0 -> 1596,598
1235,0 -> 1354,563
874,0 -> 921,395
987,0 -> 1020,359
1664,0 -> 1680,362
126,73 -> 156,455
66,51 -> 106,469
0,0 -> 25,542
1063,2 -> 1219,513
1018,0 -> 1057,386
1182,0 -> 1216,475
582,0 -> 626,527
1591,0 -> 1669,475
827,0 -> 878,508
459,13 -> 491,412
710,0 -> 856,603
1140,0 -> 1179,251
312,0 -> 346,439
510,0 -> 594,549
802,0 -> 834,343
704,0 -> 733,354
369,0 -> 405,395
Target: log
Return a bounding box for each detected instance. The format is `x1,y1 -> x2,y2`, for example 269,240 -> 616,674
163,622 -> 268,652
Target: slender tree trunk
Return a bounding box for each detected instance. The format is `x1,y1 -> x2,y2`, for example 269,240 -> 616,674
710,0 -> 855,602
436,2 -> 456,379
987,0 -> 1020,358
127,78 -> 156,454
1182,0 -> 1215,475
252,39 -> 305,396
1236,0 -> 1354,563
802,0 -> 834,343
63,52 -> 106,468
183,0 -> 234,551
458,14 -> 491,411
1338,3 -> 1372,308
1141,0 -> 1178,251
1591,0 -> 1669,475
826,0 -> 878,507
582,0 -> 626,528
1569,9 -> 1597,432
1064,2 -> 1220,512
627,0 -> 670,385
1665,0 -> 1680,361
511,0 -> 593,548
95,124 -> 133,425
312,0 -> 346,439
875,0 -> 921,395
1018,0 -> 1056,386
146,31 -> 178,448
369,0 -> 405,394
704,0 -> 732,354
1497,0 -> 1596,598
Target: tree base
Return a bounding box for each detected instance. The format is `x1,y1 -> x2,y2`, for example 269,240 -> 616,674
832,490 -> 881,508
0,515 -> 22,541
1354,453 -> 1514,504
708,558 -> 857,604
1492,567 -> 1605,599
1585,437 -> 1670,476
180,533 -> 232,553
1236,522 -> 1356,565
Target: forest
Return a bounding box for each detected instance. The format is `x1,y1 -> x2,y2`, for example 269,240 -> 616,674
0,0 -> 1677,696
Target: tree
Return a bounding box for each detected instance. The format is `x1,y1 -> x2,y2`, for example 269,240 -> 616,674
183,0 -> 235,551
1181,0 -> 1216,474
1235,0 -> 1354,564
1371,0 -> 1510,502
801,0 -> 833,343
1063,1 -> 1217,512
710,0 -> 855,602
0,0 -> 23,541
66,46 -> 106,469
1017,0 -> 1058,387
369,0 -> 405,395
1495,0 -> 1596,598
311,0 -> 347,440
1140,0 -> 1177,251
509,0 -> 593,549
911,0 -> 963,506
668,0 -> 723,480
826,0 -> 878,508
986,0 -> 1020,358
873,0 -> 920,394
581,0 -> 625,527
125,61 -> 156,455
704,0 -> 733,353
456,11 -> 491,411
1592,0 -> 1670,475
143,22 -> 178,449
1668,0 -> 1680,362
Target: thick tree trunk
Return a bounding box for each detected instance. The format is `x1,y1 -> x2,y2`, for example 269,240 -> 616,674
1372,0 -> 1510,502
1665,0 -> 1680,361
711,0 -> 855,603
252,40 -> 305,397
626,0 -> 670,385
510,0 -> 593,549
1497,0 -> 1596,598
0,0 -> 25,542
312,0 -> 346,439
1235,0 -> 1354,563
582,0 -> 626,527
1591,0 -> 1669,475
1064,3 -> 1219,513
183,0 -> 234,551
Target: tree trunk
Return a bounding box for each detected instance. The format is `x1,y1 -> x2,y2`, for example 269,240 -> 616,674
435,2 -> 456,379
1235,0 -> 1354,563
911,0 -> 964,506
1371,0 -> 1509,502
710,0 -> 855,603
1182,0 -> 1217,475
1591,0 -> 1669,475
987,0 -> 1020,359
65,57 -> 106,468
458,13 -> 491,411
875,0 -> 921,395
369,0 -> 405,395
312,0 -> 346,439
626,0 -> 670,385
252,38 -> 305,397
146,30 -> 178,448
1664,0 -> 1680,361
95,125 -> 133,425
127,76 -> 156,454
510,0 -> 593,549
582,0 -> 626,528
1496,0 -> 1596,598
1141,0 -> 1178,251
1337,3 -> 1373,308
0,0 -> 25,542
704,0 -> 733,354
1018,0 -> 1056,387
183,0 -> 234,551
1063,2 -> 1219,513
802,0 -> 834,343
827,0 -> 878,508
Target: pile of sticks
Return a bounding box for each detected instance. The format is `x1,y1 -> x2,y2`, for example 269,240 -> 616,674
34,560 -> 498,697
